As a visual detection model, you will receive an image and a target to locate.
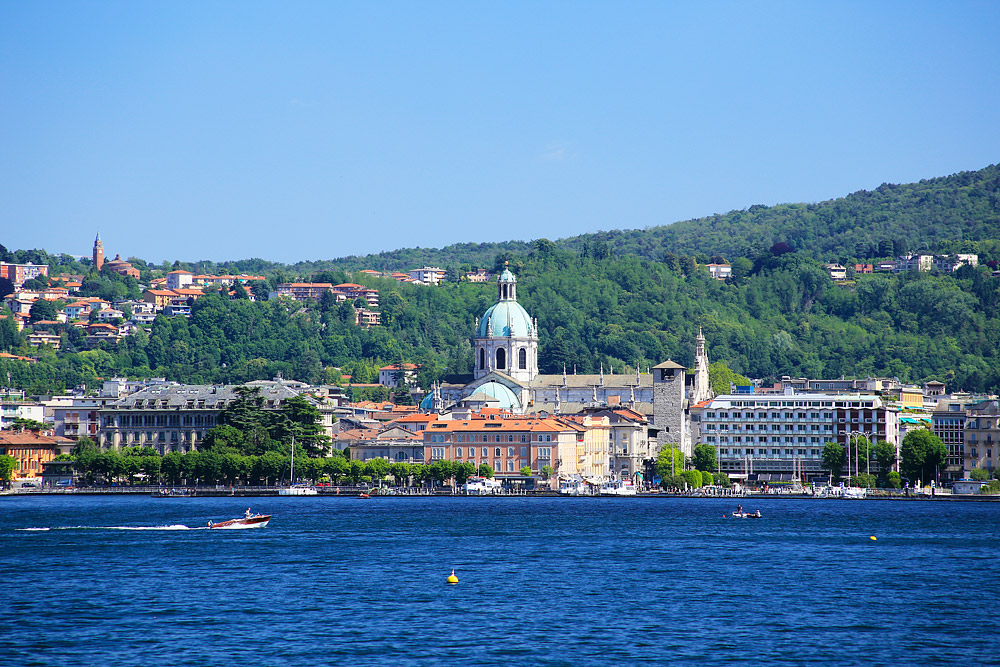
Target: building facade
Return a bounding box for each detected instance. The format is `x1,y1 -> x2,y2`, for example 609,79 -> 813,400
693,393 -> 898,481
98,383 -> 301,453
965,400 -> 1000,474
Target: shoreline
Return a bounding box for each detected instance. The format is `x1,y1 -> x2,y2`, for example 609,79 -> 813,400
3,488 -> 998,502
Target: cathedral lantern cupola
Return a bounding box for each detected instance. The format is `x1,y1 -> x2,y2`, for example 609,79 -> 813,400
473,263 -> 538,382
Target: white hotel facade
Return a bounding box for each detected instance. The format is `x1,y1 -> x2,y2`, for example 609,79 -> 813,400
691,393 -> 899,480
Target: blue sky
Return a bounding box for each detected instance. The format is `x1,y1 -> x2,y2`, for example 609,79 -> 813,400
2,1 -> 999,265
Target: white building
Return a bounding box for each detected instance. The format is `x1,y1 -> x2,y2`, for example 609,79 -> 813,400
692,392 -> 899,481
408,266 -> 446,285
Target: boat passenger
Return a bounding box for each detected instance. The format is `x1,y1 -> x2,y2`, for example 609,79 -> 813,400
245,508 -> 252,519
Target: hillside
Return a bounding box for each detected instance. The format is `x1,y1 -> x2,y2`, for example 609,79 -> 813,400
3,163 -> 1000,396
290,163 -> 1000,272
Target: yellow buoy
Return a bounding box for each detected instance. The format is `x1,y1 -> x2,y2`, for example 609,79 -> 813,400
870,536 -> 877,541
447,569 -> 459,584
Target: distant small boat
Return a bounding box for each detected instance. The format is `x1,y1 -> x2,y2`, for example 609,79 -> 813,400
207,513 -> 271,529
730,511 -> 762,519
357,493 -> 370,499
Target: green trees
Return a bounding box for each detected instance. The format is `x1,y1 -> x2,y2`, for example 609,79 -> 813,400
822,442 -> 845,482
900,429 -> 949,483
29,298 -> 58,323
0,454 -> 16,487
873,440 -> 897,478
692,443 -> 718,472
540,464 -> 554,480
970,468 -> 990,481
478,463 -> 494,479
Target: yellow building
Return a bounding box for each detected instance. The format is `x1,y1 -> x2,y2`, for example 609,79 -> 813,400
0,430 -> 75,481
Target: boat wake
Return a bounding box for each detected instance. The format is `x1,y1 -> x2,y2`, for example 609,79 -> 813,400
17,524 -> 195,532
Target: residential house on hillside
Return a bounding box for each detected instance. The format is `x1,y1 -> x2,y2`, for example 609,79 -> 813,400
408,267 -> 446,285
274,282 -> 334,300
379,363 -> 421,388
165,270 -> 194,290
706,263 -> 732,280
0,262 -> 49,288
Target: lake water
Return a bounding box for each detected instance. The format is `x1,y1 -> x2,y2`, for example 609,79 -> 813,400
1,496 -> 998,666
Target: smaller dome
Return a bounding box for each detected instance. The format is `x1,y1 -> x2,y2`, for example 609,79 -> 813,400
498,268 -> 516,282
419,392 -> 434,410
469,381 -> 521,410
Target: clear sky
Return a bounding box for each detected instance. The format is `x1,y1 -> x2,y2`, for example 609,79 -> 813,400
2,1 -> 999,265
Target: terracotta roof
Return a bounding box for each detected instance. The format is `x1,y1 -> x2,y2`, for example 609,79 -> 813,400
0,431 -> 73,445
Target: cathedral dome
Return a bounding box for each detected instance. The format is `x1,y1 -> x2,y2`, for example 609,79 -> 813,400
471,381 -> 521,410
476,301 -> 533,338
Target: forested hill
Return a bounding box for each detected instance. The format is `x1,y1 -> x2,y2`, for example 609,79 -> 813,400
568,163 -> 1000,262
302,163 -> 1000,273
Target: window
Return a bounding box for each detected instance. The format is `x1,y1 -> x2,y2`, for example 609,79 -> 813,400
496,348 -> 506,369
518,348 -> 527,369
479,348 -> 485,370
456,447 -> 463,457
495,447 -> 501,457
520,447 -> 527,457
431,447 -> 445,460
507,447 -> 514,457
482,447 -> 488,457
520,434 -> 527,443
507,460 -> 515,472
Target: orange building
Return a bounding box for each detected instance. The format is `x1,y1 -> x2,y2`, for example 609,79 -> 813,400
0,430 -> 75,481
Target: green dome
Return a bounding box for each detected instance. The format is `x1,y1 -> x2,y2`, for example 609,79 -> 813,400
476,301 -> 533,338
471,381 -> 521,410
419,392 -> 434,410
498,268 -> 516,282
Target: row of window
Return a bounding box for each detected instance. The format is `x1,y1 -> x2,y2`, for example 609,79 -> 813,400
706,424 -> 831,432
105,415 -> 216,428
720,448 -> 819,457
428,433 -> 553,444
706,436 -> 823,444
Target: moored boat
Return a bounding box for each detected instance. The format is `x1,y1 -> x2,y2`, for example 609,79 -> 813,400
599,480 -> 638,496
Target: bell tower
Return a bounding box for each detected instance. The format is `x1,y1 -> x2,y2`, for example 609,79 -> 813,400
92,233 -> 104,271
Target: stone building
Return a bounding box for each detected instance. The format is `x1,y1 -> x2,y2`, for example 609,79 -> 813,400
98,383 -> 301,453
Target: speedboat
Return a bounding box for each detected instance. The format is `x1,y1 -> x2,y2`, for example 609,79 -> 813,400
207,513 -> 271,529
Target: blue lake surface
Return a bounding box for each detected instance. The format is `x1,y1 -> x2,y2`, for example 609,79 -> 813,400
2,496 -> 998,666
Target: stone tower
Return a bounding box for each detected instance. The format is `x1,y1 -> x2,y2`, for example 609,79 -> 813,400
652,360 -> 687,453
92,233 -> 104,271
472,264 -> 538,383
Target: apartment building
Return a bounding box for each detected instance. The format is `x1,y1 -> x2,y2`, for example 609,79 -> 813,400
274,282 -> 334,300
0,262 -> 49,288
693,393 -> 898,481
965,400 -> 1000,474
